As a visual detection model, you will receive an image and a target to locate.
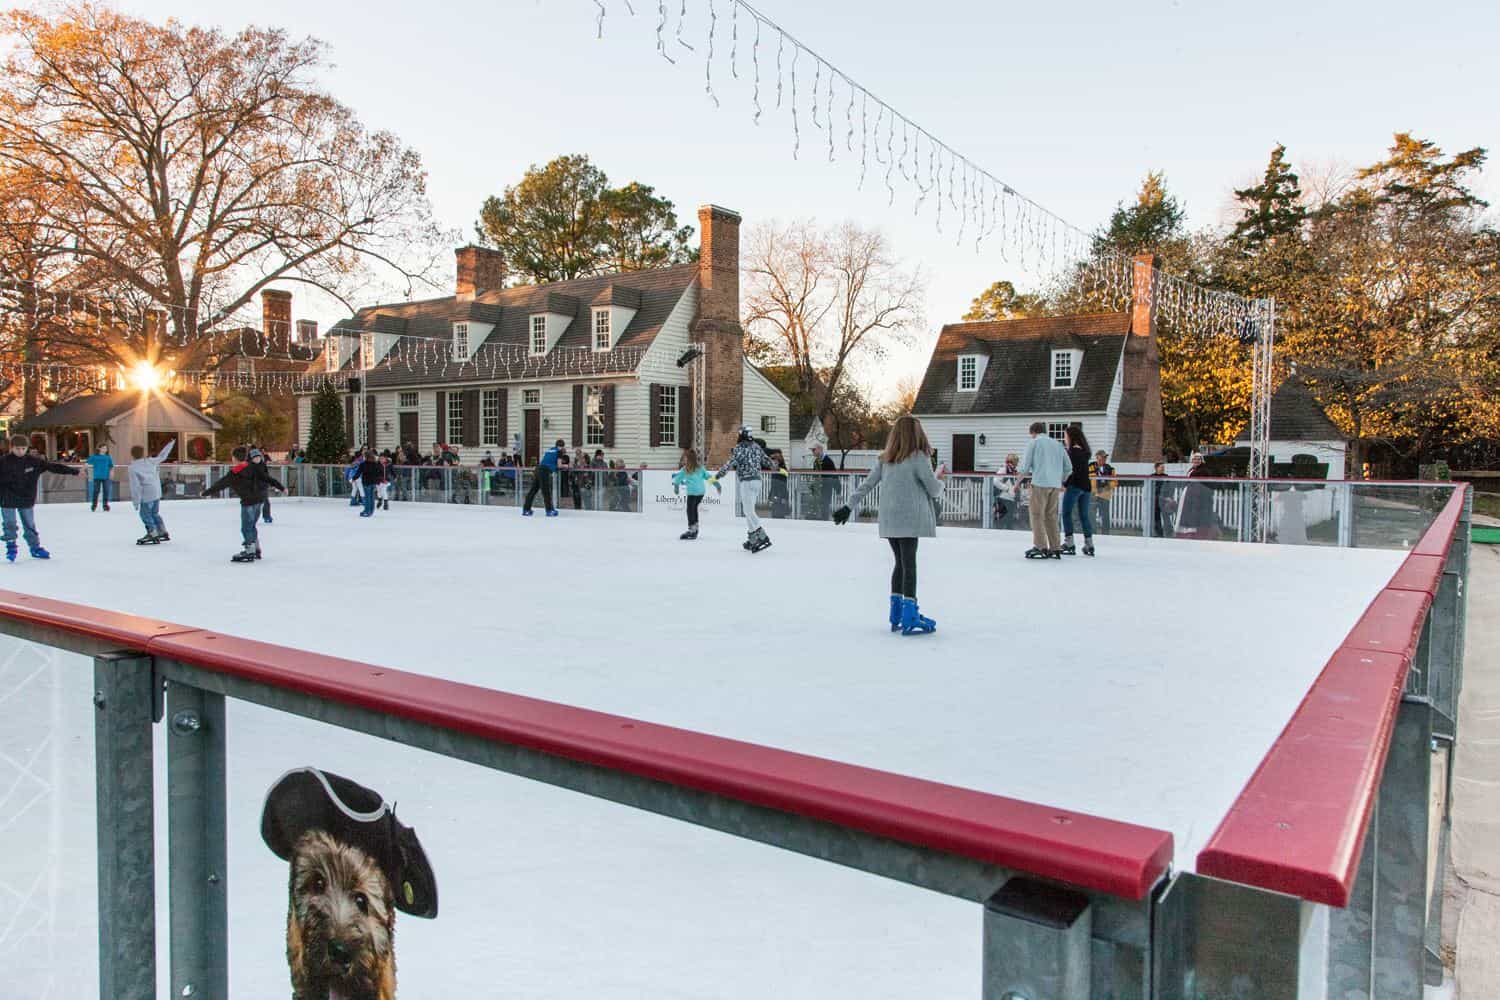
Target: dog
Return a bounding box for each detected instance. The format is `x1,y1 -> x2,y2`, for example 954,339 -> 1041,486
262,768 -> 438,1000
286,829 -> 397,1000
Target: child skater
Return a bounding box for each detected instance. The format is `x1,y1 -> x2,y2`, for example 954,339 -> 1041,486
671,448 -> 719,540
128,438 -> 175,544
202,445 -> 285,562
714,426 -> 774,553
833,414 -> 946,635
0,435 -> 79,561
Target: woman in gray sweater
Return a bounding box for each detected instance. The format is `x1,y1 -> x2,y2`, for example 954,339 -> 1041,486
833,415 -> 946,635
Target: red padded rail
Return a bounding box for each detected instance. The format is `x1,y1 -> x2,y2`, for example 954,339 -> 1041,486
1196,483 -> 1467,905
0,589 -> 1172,900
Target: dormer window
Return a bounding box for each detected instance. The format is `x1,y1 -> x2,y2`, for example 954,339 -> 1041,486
530,315 -> 547,355
958,356 -> 978,392
1052,350 -> 1079,389
451,323 -> 469,362
593,309 -> 611,351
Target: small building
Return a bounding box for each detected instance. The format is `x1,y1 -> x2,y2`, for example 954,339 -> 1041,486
14,389 -> 220,461
911,253 -> 1164,470
1235,378 -> 1348,480
299,205 -> 788,467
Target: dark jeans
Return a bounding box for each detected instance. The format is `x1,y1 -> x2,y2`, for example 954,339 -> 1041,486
524,468 -> 554,513
90,478 -> 111,507
1062,487 -> 1093,539
362,487 -> 377,515
240,503 -> 262,548
686,494 -> 703,527
262,494 -> 272,521
1095,497 -> 1112,534
2,507 -> 40,548
887,537 -> 919,599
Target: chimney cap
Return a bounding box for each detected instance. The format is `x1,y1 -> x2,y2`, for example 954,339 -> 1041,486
260,288 -> 293,300
698,204 -> 741,223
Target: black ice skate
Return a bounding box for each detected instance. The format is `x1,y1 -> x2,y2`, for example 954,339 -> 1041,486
1083,542 -> 1096,557
157,532 -> 170,542
1060,540 -> 1077,556
748,528 -> 772,554
136,533 -> 160,545
680,527 -> 698,540
231,549 -> 256,563
1024,547 -> 1050,559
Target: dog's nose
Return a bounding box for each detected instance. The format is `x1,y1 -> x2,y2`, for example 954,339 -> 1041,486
327,940 -> 352,964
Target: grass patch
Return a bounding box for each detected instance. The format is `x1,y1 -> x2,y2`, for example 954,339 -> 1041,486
1473,491 -> 1500,520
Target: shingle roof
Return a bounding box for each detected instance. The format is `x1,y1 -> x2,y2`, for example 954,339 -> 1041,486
327,264 -> 699,387
1236,378 -> 1346,443
912,312 -> 1130,416
15,390 -> 218,430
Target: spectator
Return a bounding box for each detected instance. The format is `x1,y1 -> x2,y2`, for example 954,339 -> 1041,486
1150,460 -> 1175,538
768,449 -> 791,518
1089,450 -> 1116,534
809,443 -> 836,520
1176,453 -> 1220,540
86,444 -> 114,512
559,447 -> 583,509
480,450 -> 496,468
1018,421 -> 1070,559
993,453 -> 1024,529
1059,424 -> 1095,557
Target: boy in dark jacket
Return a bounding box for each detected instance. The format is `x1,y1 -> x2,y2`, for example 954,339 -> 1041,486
355,447 -> 386,517
203,446 -> 285,562
0,434 -> 79,560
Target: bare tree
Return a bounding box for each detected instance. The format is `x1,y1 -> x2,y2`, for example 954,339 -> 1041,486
0,3 -> 447,360
743,219 -> 923,424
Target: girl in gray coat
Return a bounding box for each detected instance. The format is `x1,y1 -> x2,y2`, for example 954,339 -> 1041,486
833,414 -> 946,635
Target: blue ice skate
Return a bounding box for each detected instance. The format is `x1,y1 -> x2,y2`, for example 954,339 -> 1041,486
545,509 -> 559,517
522,508 -> 535,516
889,594 -> 903,633
898,598 -> 935,636
5,542 -> 15,562
29,546 -> 50,560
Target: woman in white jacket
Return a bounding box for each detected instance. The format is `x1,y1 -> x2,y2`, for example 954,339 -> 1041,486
833,415 -> 946,635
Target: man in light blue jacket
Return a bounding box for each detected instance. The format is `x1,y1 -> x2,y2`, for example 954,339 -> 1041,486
1018,421 -> 1070,558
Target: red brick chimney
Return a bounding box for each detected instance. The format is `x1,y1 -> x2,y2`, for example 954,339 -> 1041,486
1112,253 -> 1164,462
261,289 -> 292,348
295,319 -> 319,344
690,205 -> 745,463
455,245 -> 507,298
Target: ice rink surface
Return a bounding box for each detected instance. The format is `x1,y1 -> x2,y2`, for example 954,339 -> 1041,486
1,498 -> 1406,998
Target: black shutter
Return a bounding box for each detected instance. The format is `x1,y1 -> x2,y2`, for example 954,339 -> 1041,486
434,391 -> 446,446
345,396 -> 355,448
497,388 -> 508,447
572,384 -> 584,447
366,399 -> 377,450
602,385 -> 616,448
678,385 -> 693,450
649,383 -> 662,448
462,390 -> 479,447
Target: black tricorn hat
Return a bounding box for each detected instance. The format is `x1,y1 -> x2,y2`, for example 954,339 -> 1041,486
260,767 -> 438,918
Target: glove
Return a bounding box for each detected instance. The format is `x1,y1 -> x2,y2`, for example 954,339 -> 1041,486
713,479 -> 722,494
833,505 -> 851,526
673,484 -> 680,496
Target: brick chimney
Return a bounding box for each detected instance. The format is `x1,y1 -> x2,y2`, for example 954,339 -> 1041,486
1112,253 -> 1165,462
690,205 -> 745,463
295,319 -> 319,344
455,245 -> 507,299
261,289 -> 292,346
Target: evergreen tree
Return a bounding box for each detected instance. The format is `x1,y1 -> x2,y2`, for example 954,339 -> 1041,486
1230,144 -> 1306,250
1092,171 -> 1188,257
304,380 -> 346,464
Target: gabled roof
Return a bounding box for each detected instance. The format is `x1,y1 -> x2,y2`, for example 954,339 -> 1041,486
15,390 -> 221,431
1236,378 -> 1346,443
912,312 -> 1130,416
326,263 -> 700,387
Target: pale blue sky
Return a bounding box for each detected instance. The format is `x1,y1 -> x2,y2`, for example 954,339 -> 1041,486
119,0 -> 1499,398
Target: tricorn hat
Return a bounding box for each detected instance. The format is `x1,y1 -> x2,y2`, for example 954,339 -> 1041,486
260,767 -> 438,918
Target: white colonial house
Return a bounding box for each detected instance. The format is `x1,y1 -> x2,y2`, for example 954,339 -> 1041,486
912,254 -> 1164,470
298,205 -> 787,467
1234,378 -> 1349,480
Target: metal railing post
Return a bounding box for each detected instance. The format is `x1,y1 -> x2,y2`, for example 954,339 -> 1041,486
167,680 -> 228,1000
1338,484 -> 1355,547
983,878 -> 1091,1000
93,652 -> 156,1000
1372,696 -> 1432,996
1142,479 -> 1155,539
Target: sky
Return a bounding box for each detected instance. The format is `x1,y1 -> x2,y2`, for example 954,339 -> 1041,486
114,0 -> 1500,401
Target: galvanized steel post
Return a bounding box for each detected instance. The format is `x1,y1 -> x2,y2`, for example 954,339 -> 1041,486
167,681 -> 228,1000
1373,698 -> 1432,996
983,878 -> 1091,1000
93,652 -> 156,1000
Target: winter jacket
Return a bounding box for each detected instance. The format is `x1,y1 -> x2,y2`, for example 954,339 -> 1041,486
1064,444 -> 1093,492
1019,434 -> 1071,489
538,446 -> 562,471
358,458 -> 387,486
0,452 -> 78,508
844,453 -> 946,539
1089,461 -> 1116,500
672,467 -> 714,497
203,461 -> 284,507
716,441 -> 772,482
86,453 -> 114,480
128,440 -> 175,504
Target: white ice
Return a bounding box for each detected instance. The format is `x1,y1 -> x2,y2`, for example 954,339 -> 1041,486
0,499 -> 1404,998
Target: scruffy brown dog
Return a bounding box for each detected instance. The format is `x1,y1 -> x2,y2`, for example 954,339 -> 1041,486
286,830 -> 398,1000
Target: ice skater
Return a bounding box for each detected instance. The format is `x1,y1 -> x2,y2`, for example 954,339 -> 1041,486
1018,421 -> 1070,560
202,445 -> 285,562
86,444 -> 113,511
345,453 -> 364,508
354,446 -> 386,517
832,414 -> 945,635
671,448 -> 719,539
1060,424 -> 1096,557
249,447 -> 274,522
523,438 -> 564,517
715,426 -> 774,553
128,439 -> 175,544
0,435 -> 79,561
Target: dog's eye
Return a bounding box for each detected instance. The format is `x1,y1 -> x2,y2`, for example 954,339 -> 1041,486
353,892 -> 369,914
308,874 -> 326,894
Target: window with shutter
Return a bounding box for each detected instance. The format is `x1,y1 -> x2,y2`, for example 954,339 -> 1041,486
571,385 -> 584,446
481,389 -> 501,445
658,385 -> 677,447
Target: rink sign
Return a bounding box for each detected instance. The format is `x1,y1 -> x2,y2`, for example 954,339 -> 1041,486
641,471 -> 738,521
